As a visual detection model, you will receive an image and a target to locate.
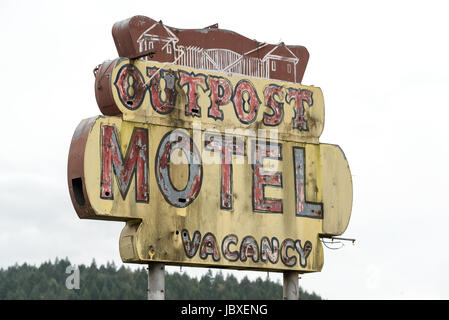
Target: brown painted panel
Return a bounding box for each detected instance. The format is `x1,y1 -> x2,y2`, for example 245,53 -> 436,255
94,58 -> 325,143
111,15 -> 309,84
67,117 -> 98,220
94,60 -> 120,116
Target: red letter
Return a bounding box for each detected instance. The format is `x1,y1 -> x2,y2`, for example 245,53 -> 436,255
260,237 -> 279,264
280,239 -> 297,267
181,229 -> 201,258
146,67 -> 177,114
114,64 -> 146,110
155,129 -> 203,208
208,76 -> 232,120
232,80 -> 261,124
286,88 -> 313,131
251,140 -> 283,213
179,71 -> 208,117
263,84 -> 284,126
199,233 -> 220,261
204,133 -> 244,210
293,147 -> 323,218
222,234 -> 239,262
101,125 -> 149,202
240,236 -> 259,262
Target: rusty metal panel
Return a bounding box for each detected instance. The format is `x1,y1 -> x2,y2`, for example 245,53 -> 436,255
94,60 -> 120,116
67,115 -> 352,272
111,16 -> 309,84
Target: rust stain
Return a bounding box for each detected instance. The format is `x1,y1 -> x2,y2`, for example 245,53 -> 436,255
69,15 -> 353,273
111,15 -> 309,84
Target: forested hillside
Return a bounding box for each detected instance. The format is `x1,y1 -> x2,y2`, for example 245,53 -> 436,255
0,258 -> 321,300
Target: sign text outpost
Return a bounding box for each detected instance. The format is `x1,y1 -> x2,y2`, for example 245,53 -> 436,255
95,59 -> 325,143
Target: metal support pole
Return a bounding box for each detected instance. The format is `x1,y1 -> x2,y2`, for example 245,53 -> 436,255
283,271 -> 299,300
147,263 -> 165,300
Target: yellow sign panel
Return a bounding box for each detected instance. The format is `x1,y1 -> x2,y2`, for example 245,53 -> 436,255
68,113 -> 352,272
101,58 -> 325,144
68,58 -> 352,272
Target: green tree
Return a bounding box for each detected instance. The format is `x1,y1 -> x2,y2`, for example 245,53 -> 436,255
0,259 -> 321,300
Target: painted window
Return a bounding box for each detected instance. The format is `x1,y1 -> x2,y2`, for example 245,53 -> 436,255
287,64 -> 291,73
167,45 -> 172,54
271,60 -> 276,71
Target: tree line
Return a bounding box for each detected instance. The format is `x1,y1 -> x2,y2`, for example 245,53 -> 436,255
0,258 -> 321,300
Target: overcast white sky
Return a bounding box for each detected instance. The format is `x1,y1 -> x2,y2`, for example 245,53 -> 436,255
1,0 -> 449,300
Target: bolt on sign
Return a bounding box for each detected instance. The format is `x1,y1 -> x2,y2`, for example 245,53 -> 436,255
68,16 -> 353,273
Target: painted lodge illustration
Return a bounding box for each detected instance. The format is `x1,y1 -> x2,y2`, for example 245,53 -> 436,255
112,16 -> 309,84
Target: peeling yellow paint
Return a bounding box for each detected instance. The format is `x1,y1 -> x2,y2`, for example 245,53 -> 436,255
75,115 -> 351,272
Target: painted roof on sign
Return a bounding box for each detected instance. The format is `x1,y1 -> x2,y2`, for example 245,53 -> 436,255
138,22 -> 177,41
246,43 -> 299,60
112,15 -> 310,83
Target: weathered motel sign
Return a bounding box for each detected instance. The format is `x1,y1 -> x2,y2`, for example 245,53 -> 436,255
68,16 -> 352,273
